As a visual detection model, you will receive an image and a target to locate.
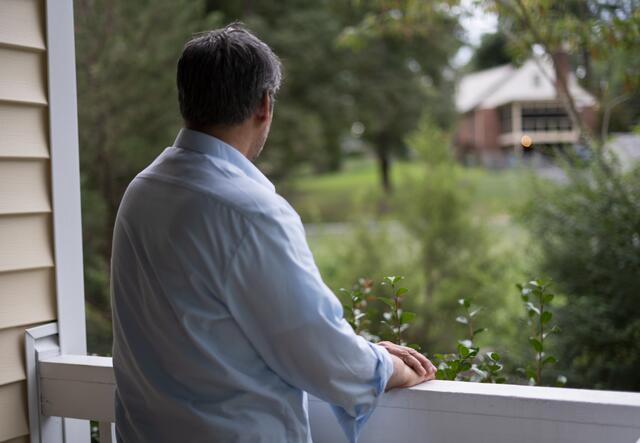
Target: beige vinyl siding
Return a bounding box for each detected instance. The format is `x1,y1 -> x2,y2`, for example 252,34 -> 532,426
0,326 -> 28,385
0,382 -> 29,442
0,103 -> 49,158
0,0 -> 45,51
0,214 -> 54,272
0,269 -> 56,330
0,48 -> 47,105
0,160 -> 51,214
0,0 -> 55,441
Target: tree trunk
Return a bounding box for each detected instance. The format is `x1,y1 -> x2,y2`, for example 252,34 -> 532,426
375,147 -> 392,194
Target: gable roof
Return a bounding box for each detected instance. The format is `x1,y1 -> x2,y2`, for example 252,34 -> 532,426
456,55 -> 597,113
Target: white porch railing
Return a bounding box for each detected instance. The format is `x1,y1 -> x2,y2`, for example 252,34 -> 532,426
27,324 -> 640,443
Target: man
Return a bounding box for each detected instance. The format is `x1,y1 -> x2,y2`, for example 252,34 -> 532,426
111,23 -> 436,443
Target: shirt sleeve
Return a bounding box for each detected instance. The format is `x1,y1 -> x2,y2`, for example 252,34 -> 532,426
221,208 -> 394,443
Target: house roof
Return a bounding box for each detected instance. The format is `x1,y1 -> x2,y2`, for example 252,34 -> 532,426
455,56 -> 597,113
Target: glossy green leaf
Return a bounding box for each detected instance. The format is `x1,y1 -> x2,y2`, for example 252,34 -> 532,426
529,337 -> 543,352
395,287 -> 408,297
541,311 -> 553,324
384,276 -> 403,286
473,328 -> 487,336
400,311 -> 416,323
378,296 -> 395,308
457,343 -> 470,358
525,368 -> 537,380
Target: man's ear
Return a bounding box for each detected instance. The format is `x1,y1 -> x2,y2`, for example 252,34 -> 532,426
255,93 -> 271,123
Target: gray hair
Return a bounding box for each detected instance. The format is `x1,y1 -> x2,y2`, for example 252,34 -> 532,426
177,23 -> 282,127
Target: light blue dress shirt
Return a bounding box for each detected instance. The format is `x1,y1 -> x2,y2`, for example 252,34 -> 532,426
111,128 -> 393,442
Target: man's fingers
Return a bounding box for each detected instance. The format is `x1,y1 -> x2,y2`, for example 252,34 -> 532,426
424,358 -> 437,375
425,371 -> 436,381
402,353 -> 426,376
409,350 -> 432,373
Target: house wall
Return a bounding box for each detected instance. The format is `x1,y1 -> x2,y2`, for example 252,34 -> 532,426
0,1 -> 57,441
454,109 -> 502,166
454,112 -> 475,162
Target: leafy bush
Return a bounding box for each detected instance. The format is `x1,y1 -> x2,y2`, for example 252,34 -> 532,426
340,275 -> 566,387
523,156 -> 640,390
516,280 -> 565,387
433,296 -> 505,383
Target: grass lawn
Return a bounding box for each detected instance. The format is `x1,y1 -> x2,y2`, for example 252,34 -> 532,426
279,157 -> 532,223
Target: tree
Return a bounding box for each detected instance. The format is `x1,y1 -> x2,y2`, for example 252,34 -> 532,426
335,0 -> 462,192
469,31 -> 513,70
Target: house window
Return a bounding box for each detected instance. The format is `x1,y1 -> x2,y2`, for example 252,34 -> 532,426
521,102 -> 572,132
498,104 -> 512,134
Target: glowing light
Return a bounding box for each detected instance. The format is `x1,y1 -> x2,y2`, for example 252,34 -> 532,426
521,135 -> 533,149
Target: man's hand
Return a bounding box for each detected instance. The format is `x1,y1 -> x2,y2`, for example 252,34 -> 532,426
377,341 -> 437,390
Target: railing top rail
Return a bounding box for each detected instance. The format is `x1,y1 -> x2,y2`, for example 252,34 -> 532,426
36,353 -> 640,439
408,379 -> 640,406
39,354 -> 640,407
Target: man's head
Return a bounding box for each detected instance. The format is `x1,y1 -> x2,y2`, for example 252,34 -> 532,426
177,23 -> 282,160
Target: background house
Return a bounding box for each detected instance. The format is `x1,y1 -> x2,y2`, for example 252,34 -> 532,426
454,55 -> 598,167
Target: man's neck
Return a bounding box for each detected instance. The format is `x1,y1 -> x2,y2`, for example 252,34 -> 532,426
186,123 -> 253,159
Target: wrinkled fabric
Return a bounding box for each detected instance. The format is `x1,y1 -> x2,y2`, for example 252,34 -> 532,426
111,128 -> 393,443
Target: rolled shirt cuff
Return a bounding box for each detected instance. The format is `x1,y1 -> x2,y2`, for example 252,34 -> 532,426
330,343 -> 394,443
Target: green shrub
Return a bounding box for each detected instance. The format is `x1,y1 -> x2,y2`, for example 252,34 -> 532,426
523,155 -> 640,390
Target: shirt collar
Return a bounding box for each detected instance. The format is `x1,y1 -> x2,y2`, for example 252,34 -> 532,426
173,128 -> 275,192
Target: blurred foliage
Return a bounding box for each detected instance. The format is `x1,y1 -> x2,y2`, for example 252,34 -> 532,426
479,2 -> 640,391
523,155 -> 640,390
469,31 -> 514,70
335,0 -> 462,191
397,115 -> 522,351
309,117 -> 528,358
